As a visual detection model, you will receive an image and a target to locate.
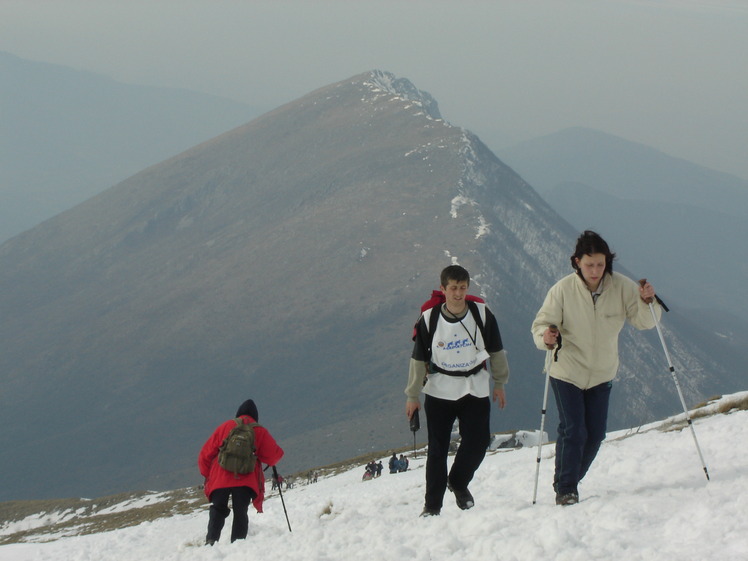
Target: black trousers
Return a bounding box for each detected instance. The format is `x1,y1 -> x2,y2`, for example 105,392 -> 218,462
206,486 -> 257,543
423,393 -> 491,510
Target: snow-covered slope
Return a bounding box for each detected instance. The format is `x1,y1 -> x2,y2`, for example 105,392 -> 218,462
2,392 -> 746,561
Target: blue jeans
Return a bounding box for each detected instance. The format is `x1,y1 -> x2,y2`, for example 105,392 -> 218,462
423,393 -> 491,510
551,378 -> 612,495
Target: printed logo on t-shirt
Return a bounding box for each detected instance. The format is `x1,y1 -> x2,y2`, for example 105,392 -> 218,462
436,337 -> 471,351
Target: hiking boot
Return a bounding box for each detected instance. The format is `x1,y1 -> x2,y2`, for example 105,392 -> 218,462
420,507 -> 441,517
448,482 -> 474,510
555,492 -> 579,506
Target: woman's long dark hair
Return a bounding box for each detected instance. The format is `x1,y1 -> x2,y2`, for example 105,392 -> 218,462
570,230 -> 616,276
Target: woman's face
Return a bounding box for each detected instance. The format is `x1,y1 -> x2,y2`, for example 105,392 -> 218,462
575,253 -> 607,291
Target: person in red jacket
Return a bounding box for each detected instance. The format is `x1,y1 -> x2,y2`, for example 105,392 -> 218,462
198,399 -> 284,545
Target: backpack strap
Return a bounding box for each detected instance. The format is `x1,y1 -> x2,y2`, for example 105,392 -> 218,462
426,305 -> 441,355
466,300 -> 486,341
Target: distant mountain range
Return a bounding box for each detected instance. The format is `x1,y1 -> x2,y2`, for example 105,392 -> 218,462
498,127 -> 748,217
0,71 -> 742,502
0,51 -> 261,243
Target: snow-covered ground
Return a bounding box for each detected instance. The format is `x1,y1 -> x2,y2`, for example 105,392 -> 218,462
2,393 -> 747,561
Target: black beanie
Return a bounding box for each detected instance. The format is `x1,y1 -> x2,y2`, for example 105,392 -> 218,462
236,399 -> 259,421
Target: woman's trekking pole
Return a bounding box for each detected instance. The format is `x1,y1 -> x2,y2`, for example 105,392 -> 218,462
272,466 -> 293,532
532,325 -> 559,504
639,280 -> 710,482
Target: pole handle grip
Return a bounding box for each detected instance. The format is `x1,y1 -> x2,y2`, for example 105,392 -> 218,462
545,324 -> 558,350
409,408 -> 420,432
638,279 -> 655,304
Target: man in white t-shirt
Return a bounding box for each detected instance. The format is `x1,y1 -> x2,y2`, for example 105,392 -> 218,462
405,265 -> 510,517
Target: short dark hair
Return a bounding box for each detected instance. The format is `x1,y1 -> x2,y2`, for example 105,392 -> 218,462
571,230 -> 615,276
440,265 -> 470,288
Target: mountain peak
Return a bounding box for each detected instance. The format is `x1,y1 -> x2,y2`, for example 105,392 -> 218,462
363,70 -> 442,120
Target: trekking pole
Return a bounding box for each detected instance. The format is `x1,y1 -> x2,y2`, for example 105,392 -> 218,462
639,280 -> 710,482
410,408 -> 420,458
272,466 -> 293,532
532,325 -> 559,505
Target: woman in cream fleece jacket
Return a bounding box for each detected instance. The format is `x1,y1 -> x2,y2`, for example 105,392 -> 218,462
531,231 -> 660,506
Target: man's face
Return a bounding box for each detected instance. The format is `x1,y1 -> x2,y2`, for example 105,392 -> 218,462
440,278 -> 469,309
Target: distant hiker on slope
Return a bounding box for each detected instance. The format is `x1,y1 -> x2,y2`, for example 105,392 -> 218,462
398,454 -> 409,472
406,265 -> 510,517
198,398 -> 284,545
389,453 -> 398,474
531,230 -> 660,506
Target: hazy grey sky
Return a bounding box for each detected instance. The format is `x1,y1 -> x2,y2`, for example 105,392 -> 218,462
2,0 -> 747,180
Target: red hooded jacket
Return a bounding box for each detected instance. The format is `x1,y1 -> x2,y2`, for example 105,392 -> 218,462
198,415 -> 284,513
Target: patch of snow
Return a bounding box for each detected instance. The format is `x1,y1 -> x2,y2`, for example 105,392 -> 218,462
450,195 -> 472,218
449,195 -> 489,239
475,215 -> 490,239
1,511 -> 78,537
96,492 -> 170,516
363,71 -> 442,121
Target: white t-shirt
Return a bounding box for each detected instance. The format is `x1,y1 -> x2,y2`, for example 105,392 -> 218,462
422,305 -> 491,401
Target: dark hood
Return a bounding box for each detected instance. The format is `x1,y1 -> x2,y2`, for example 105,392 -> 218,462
236,399 -> 259,421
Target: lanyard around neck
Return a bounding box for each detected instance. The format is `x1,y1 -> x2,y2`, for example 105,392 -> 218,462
443,305 -> 479,348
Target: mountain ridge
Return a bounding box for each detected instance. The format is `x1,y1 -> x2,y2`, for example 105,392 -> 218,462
498,126 -> 748,216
